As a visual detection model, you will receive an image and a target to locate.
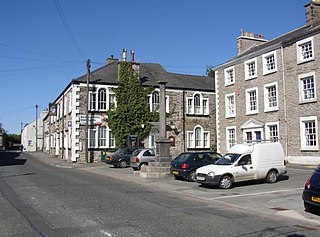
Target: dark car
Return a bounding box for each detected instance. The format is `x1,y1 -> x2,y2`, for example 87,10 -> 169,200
170,151 -> 222,182
105,147 -> 134,168
302,165 -> 320,214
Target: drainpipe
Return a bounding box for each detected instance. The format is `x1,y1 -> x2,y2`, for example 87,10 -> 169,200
182,90 -> 186,152
281,46 -> 288,161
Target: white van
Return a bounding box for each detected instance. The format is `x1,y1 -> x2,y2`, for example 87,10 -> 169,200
196,142 -> 287,189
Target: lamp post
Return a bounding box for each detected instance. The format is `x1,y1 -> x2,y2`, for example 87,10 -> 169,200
35,104 -> 38,152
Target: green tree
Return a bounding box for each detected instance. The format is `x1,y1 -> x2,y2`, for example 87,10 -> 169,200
107,62 -> 158,148
5,133 -> 21,149
206,65 -> 215,79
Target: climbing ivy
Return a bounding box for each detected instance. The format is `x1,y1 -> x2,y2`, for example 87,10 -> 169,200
107,62 -> 158,148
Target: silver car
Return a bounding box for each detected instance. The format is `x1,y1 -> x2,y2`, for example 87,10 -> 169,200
130,148 -> 156,171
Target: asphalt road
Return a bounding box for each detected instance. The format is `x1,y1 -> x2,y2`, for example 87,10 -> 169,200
0,151 -> 320,237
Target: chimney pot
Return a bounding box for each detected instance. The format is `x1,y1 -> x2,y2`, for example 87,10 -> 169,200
130,49 -> 135,62
122,49 -> 127,62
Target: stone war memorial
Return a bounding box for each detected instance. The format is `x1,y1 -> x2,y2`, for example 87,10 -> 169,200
136,81 -> 172,178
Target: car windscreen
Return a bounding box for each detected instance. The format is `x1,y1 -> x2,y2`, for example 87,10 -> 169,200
114,148 -> 127,155
174,153 -> 194,163
215,153 -> 240,165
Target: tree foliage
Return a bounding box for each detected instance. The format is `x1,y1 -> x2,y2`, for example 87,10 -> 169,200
206,65 -> 215,79
107,62 -> 158,148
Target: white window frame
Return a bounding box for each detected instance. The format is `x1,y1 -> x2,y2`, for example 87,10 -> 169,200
225,92 -> 236,118
226,126 -> 237,150
296,36 -> 314,64
265,121 -> 280,142
264,82 -> 279,112
108,88 -> 116,109
89,92 -> 96,111
186,92 -> 209,115
89,126 -> 115,149
262,50 -> 277,75
299,72 -> 317,103
244,58 -> 257,80
68,92 -> 72,113
224,66 -> 235,86
246,87 -> 259,115
202,98 -> 209,115
187,125 -> 210,149
300,116 -> 318,150
242,128 -> 264,143
98,88 -> 107,111
148,90 -> 169,113
89,129 -> 96,147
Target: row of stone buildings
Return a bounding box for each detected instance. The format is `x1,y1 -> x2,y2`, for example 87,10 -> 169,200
40,0 -> 319,164
42,52 -> 216,162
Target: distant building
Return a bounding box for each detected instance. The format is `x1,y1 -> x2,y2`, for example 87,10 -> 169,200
43,50 -> 216,163
0,125 -> 6,151
214,1 -> 320,164
21,111 -> 48,152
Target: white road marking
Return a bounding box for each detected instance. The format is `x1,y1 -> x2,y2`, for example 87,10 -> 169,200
54,165 -> 72,168
100,230 -> 112,236
208,187 -> 304,200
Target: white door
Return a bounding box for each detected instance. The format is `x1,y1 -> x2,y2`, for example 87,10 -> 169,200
233,154 -> 255,182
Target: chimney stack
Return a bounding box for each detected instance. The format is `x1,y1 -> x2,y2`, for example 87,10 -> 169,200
305,0 -> 320,26
236,29 -> 267,55
106,55 -> 119,65
122,49 -> 127,61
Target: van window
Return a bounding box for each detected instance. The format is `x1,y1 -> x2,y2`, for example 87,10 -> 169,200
216,154 -> 240,165
237,154 -> 252,166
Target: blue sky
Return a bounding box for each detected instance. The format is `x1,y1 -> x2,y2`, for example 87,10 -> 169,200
1,0 -> 306,134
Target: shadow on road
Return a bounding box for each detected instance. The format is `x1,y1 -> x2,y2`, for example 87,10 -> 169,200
0,151 -> 27,166
197,174 -> 290,190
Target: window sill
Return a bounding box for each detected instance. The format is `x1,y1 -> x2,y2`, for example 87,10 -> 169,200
186,114 -> 210,117
297,58 -> 314,65
246,111 -> 259,115
299,99 -> 317,105
300,147 -> 319,152
264,107 -> 279,113
245,76 -> 257,81
263,69 -> 277,76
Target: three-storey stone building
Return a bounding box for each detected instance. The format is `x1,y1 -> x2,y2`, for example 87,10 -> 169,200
214,1 -> 320,164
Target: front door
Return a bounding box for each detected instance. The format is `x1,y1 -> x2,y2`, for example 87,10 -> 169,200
233,154 -> 255,182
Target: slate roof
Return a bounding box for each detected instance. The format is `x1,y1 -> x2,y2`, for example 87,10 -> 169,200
214,21 -> 320,70
73,61 -> 215,92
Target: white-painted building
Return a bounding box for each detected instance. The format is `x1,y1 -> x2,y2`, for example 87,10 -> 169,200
21,111 -> 48,152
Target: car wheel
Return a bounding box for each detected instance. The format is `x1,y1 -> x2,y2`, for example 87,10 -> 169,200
304,201 -> 319,214
174,175 -> 182,180
139,163 -> 146,170
266,170 -> 277,183
119,160 -> 127,168
187,170 -> 197,182
219,175 -> 232,189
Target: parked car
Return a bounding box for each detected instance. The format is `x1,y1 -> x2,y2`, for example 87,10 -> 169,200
170,151 -> 222,182
105,147 -> 134,168
302,165 -> 320,214
130,148 -> 156,171
196,142 -> 287,189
